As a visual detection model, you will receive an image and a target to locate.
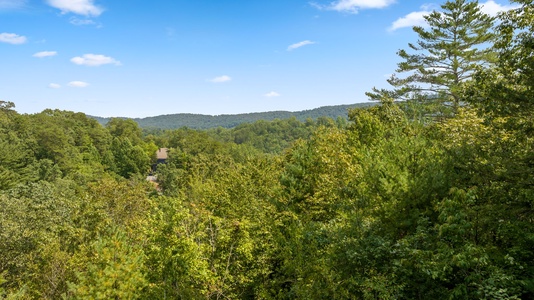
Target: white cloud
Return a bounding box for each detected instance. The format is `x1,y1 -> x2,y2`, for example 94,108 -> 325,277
264,91 -> 281,98
0,0 -> 27,10
0,32 -> 27,44
33,51 -> 58,58
287,40 -> 315,51
313,0 -> 396,13
68,81 -> 89,88
71,54 -> 121,66
479,0 -> 519,16
48,83 -> 61,89
209,75 -> 232,83
389,10 -> 430,31
389,1 -> 519,32
46,0 -> 103,16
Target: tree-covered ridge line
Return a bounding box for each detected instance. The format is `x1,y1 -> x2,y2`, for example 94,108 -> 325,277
90,102 -> 375,129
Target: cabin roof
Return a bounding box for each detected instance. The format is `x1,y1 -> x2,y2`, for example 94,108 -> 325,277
156,148 -> 168,160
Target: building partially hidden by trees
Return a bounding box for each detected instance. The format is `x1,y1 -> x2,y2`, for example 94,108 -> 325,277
156,148 -> 168,164
151,147 -> 168,173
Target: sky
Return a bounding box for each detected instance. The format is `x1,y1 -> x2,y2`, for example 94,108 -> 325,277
0,0 -> 517,117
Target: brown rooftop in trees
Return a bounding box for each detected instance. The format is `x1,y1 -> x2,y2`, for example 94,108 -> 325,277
156,148 -> 168,160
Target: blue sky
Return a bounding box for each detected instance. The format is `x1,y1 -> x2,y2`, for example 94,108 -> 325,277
0,0 -> 516,117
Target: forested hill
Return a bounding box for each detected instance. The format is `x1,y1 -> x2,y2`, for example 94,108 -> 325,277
4,1 -> 534,298
91,103 -> 374,129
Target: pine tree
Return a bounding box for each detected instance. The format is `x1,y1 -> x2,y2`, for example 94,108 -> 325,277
368,0 -> 496,112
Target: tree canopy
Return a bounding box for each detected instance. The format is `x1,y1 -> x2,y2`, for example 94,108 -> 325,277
1,1 -> 533,298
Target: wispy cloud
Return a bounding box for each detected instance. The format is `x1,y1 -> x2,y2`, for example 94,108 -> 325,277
165,27 -> 177,41
209,75 -> 232,83
71,54 -> 121,66
287,40 -> 315,51
166,27 -> 176,37
33,51 -> 58,58
264,91 -> 281,98
46,0 -> 103,16
68,81 -> 89,88
0,32 -> 27,44
0,0 -> 27,10
69,17 -> 98,26
48,83 -> 61,89
389,1 -> 519,32
312,0 -> 396,13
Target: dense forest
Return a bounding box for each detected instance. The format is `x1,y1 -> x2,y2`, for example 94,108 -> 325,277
1,0 -> 533,299
91,103 -> 374,130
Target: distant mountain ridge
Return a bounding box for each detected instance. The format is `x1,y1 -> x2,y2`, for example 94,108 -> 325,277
91,103 -> 375,129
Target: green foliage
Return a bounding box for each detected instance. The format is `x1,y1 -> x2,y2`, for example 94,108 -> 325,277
147,154 -> 281,299
106,118 -> 143,144
468,0 -> 534,117
145,116 -> 335,156
0,104 -> 36,190
110,137 -> 150,178
27,110 -> 112,176
93,103 -> 374,129
0,180 -> 79,299
229,117 -> 315,154
67,227 -> 147,300
1,1 -> 533,298
106,118 -> 157,177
